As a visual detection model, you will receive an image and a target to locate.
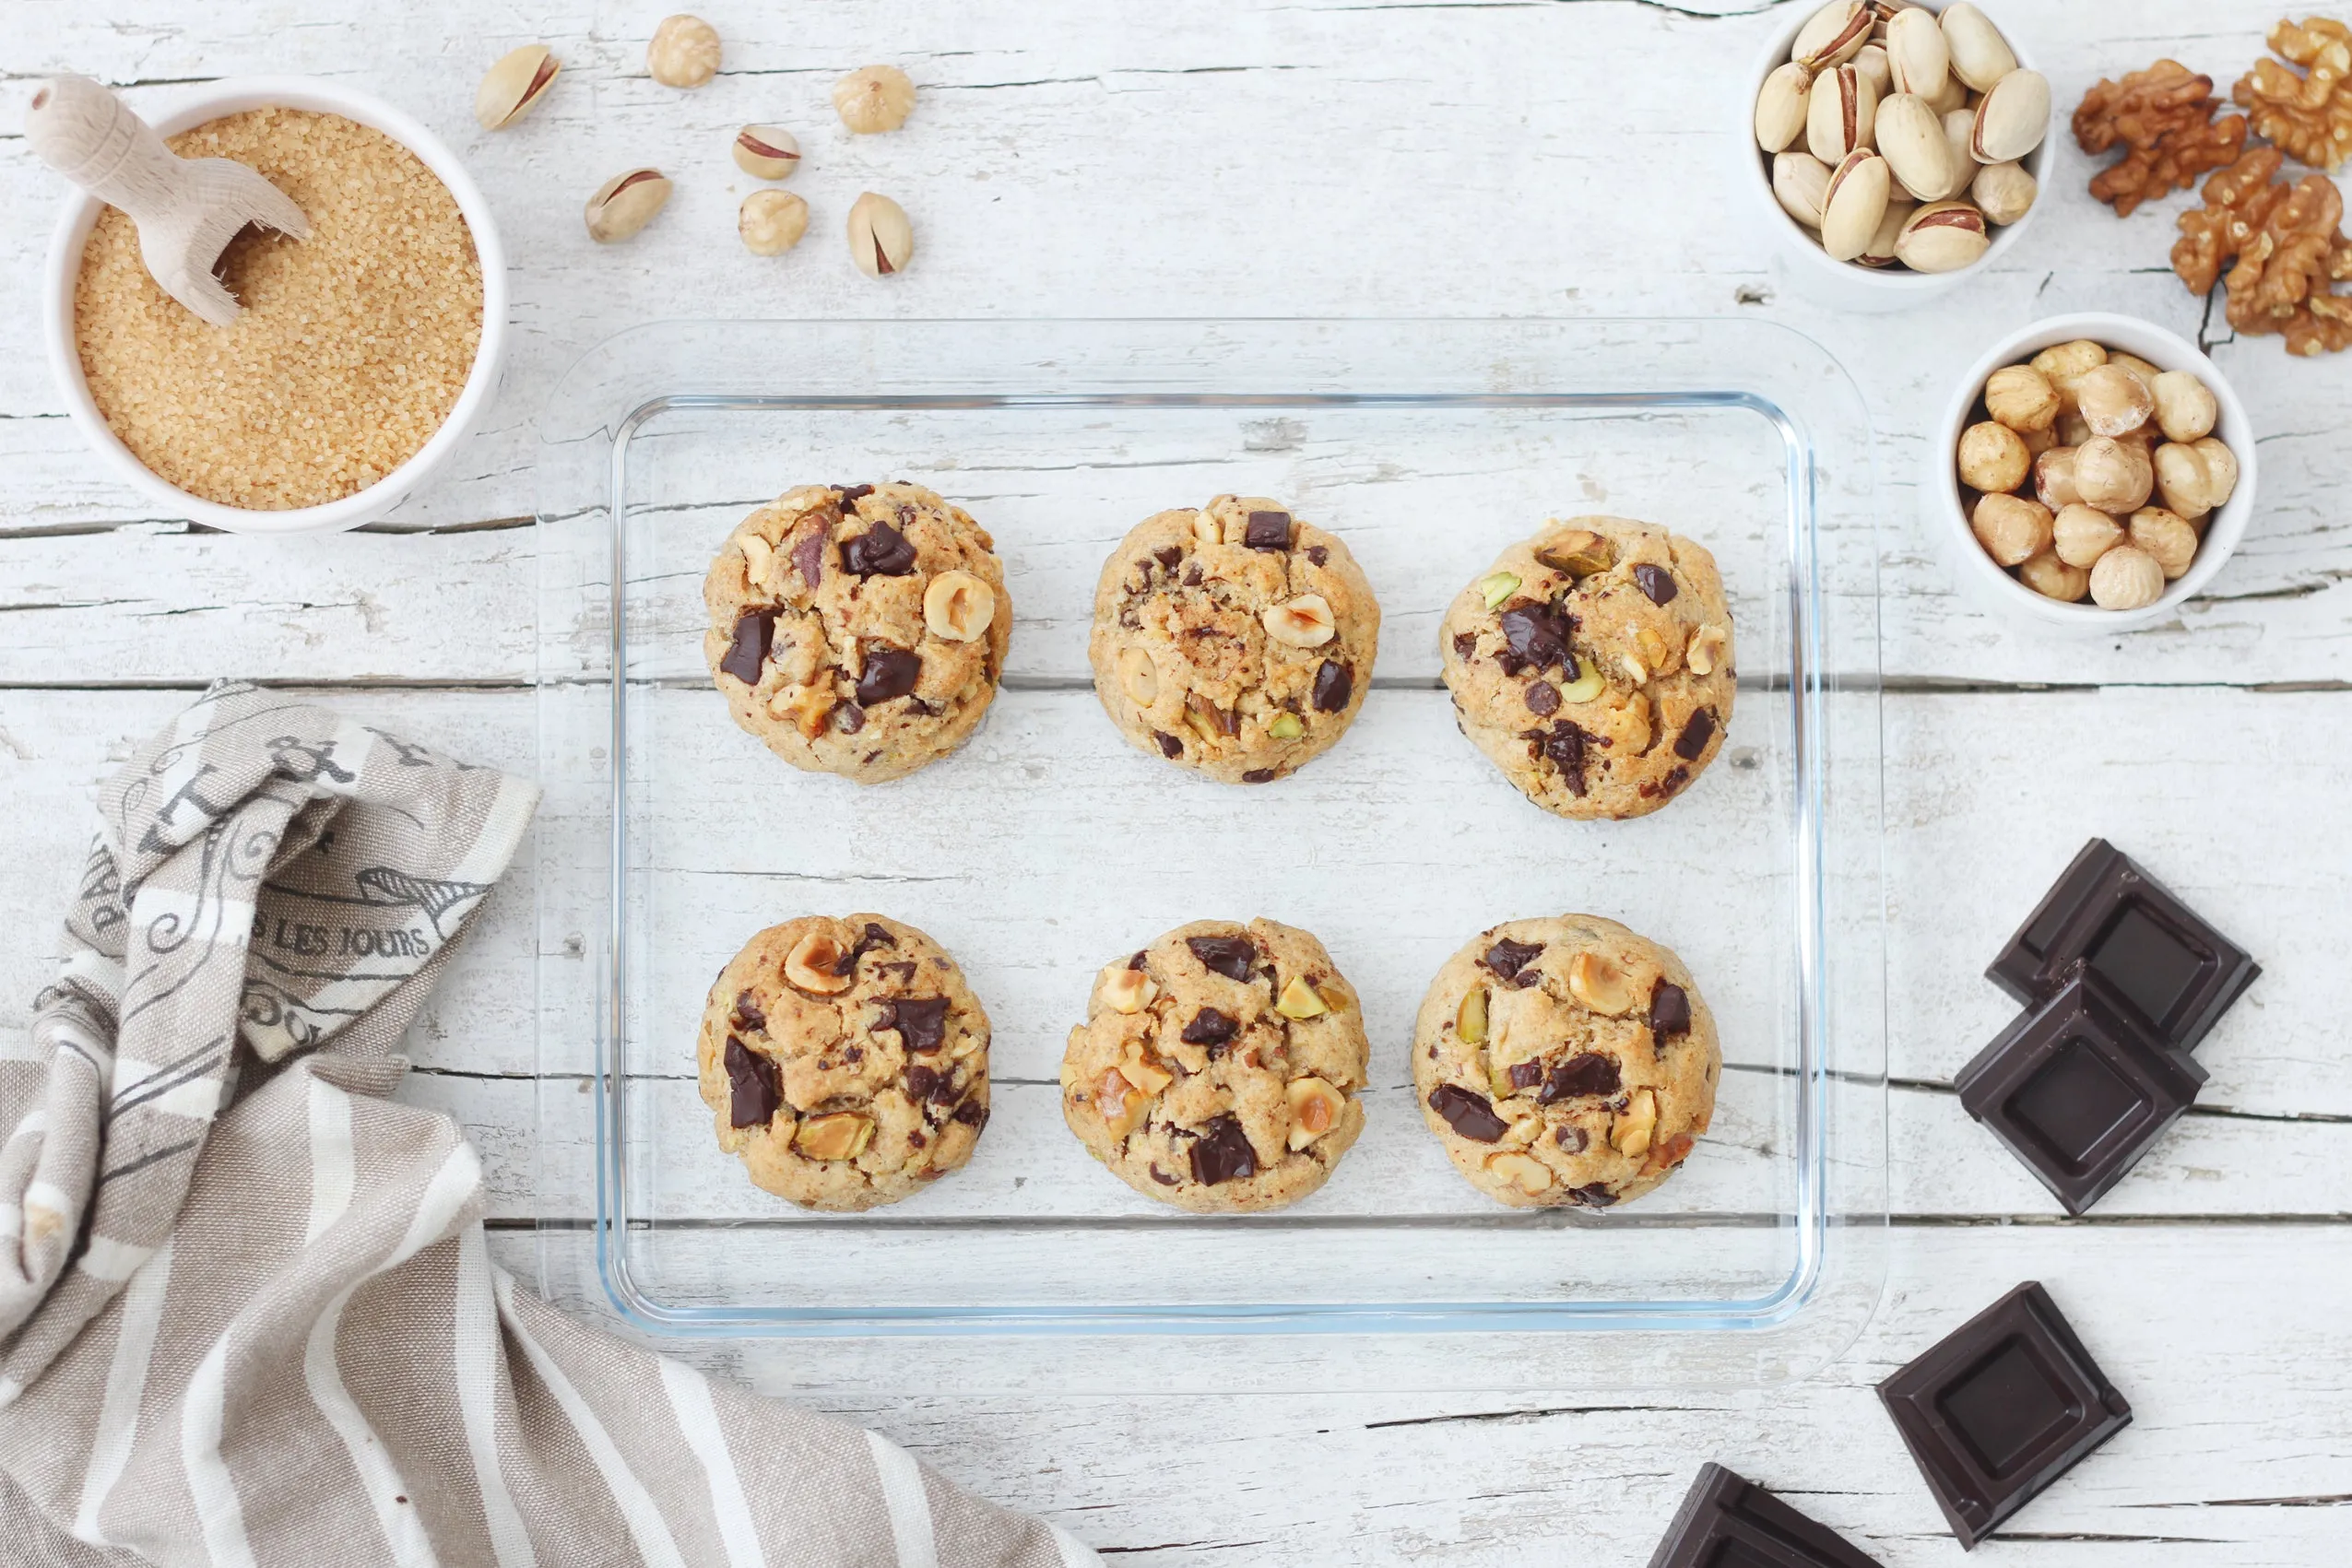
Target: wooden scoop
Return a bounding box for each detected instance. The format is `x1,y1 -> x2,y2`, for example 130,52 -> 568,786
27,75 -> 309,327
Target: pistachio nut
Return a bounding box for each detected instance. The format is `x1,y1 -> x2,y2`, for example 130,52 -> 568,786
1268,712 -> 1304,740
1875,93 -> 1959,203
733,124 -> 802,181
1792,1 -> 1873,72
1533,529 -> 1613,576
1820,149 -> 1893,262
585,168 -> 670,243
1479,570 -> 1522,609
2088,545 -> 2165,610
1807,64 -> 1879,165
1939,2 -> 2018,94
1883,6 -> 1949,100
846,191 -> 914,277
1754,61 -> 1813,155
1558,666 -> 1606,704
1921,68 -> 1970,117
1971,159 -> 2038,225
1893,199 -> 1989,272
1853,43 -> 1893,99
1971,69 -> 2050,163
1772,149 -> 1833,230
476,43 -> 559,131
1858,195 -> 1915,266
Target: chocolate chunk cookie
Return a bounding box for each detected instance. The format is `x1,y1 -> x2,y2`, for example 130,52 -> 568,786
1441,516 -> 1733,819
1412,915 -> 1719,1209
1088,496 -> 1379,784
704,482 -> 1011,785
1060,918 -> 1369,1213
697,914 -> 990,1211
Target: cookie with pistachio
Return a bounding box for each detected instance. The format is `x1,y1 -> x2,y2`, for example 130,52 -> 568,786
1060,918 -> 1369,1213
1441,516 -> 1733,819
703,481 -> 1011,785
1088,496 -> 1379,784
698,914 -> 991,1211
1412,915 -> 1719,1210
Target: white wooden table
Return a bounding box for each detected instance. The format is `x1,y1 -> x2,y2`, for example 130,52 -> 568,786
6,3 -> 2348,1562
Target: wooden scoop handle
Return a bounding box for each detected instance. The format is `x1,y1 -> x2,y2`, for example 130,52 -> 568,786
25,75 -> 190,230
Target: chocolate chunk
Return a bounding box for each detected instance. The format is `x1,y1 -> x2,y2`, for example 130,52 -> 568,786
1426,1084 -> 1507,1142
790,529 -> 826,591
1649,981 -> 1691,1042
1956,965 -> 2205,1216
952,1100 -> 987,1127
1648,1464 -> 1885,1568
1566,1182 -> 1617,1208
841,520 -> 917,576
1523,679 -> 1559,716
1878,1281 -> 2130,1550
833,921 -> 896,976
875,996 -> 951,1054
905,1064 -> 944,1101
731,990 -> 765,1032
1183,563 -> 1203,587
1241,768 -> 1276,784
1496,602 -> 1575,672
1153,730 -> 1183,759
836,483 -> 875,504
1639,763 -> 1690,800
1185,935 -> 1257,981
718,608 -> 774,685
1311,660 -> 1353,713
1452,632 -> 1478,660
843,1044 -> 864,1064
1539,1052 -> 1621,1103
908,1128 -> 927,1149
1481,937 -> 1544,981
1524,721 -> 1590,796
1507,1060 -> 1545,1091
1987,839 -> 2261,1054
1180,1008 -> 1239,1047
926,1070 -> 959,1104
722,1036 -> 779,1128
835,703 -> 866,734
1127,950 -> 1149,971
1306,545 -> 1328,567
1244,510 -> 1294,550
1633,562 -> 1679,605
1554,1126 -> 1589,1153
1150,1165 -> 1179,1185
1673,708 -> 1717,762
1154,545 -> 1183,569
855,647 -> 922,706
1188,1114 -> 1259,1185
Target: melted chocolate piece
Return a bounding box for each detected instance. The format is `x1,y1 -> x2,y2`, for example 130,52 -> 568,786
1554,1125 -> 1590,1153
1525,721 -> 1591,796
1150,1165 -> 1179,1185
731,990 -> 766,1032
1496,602 -> 1576,673
1188,1114 -> 1259,1185
1481,937 -> 1543,982
1452,631 -> 1478,660
1185,935 -> 1257,981
1524,679 -> 1559,716
719,609 -> 774,685
952,1100 -> 987,1127
1633,562 -> 1679,605
1153,730 -> 1183,758
791,528 -> 826,591
1127,950 -> 1149,971
1311,660 -> 1353,713
833,922 -> 896,976
1241,768 -> 1276,784
875,996 -> 951,1054
856,647 -> 922,706
1244,510 -> 1294,550
1507,1060 -> 1545,1091
1183,563 -> 1203,587
1649,981 -> 1692,1042
1426,1084 -> 1507,1142
905,1063 -> 944,1101
1648,1465 -> 1885,1568
1673,708 -> 1718,762
837,483 -> 875,504
722,1036 -> 779,1128
1540,1052 -> 1622,1103
1306,545 -> 1329,567
1566,1182 -> 1618,1208
841,520 -> 917,576
1154,545 -> 1184,569
1639,763 -> 1691,800
835,703 -> 866,734
1180,1008 -> 1238,1046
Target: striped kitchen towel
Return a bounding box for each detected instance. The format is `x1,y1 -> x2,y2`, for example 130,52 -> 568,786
0,681 -> 1095,1568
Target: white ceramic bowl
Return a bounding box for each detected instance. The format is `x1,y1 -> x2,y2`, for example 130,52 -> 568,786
41,77 -> 506,535
1927,312 -> 2258,634
1739,2 -> 2048,312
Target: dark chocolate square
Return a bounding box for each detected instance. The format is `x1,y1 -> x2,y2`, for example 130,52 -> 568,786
1878,1282 -> 2131,1550
1956,966 -> 2206,1216
1647,1464 -> 1883,1568
1988,840 -> 2259,1053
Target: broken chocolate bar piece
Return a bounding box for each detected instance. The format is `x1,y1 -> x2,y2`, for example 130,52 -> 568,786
1878,1281 -> 2130,1550
1647,1463 -> 1884,1568
1988,839 -> 2258,1053
1956,965 -> 2205,1216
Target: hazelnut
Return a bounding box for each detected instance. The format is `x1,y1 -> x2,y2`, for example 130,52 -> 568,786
922,569 -> 996,642
846,192 -> 915,277
2129,507 -> 2200,579
1455,985 -> 1489,1045
647,15 -> 721,88
1117,1045 -> 1175,1096
1286,1077 -> 1346,1149
1275,975 -> 1330,1020
739,190 -> 810,256
2073,437 -> 2155,515
585,168 -> 670,243
2029,339 -> 2108,395
833,65 -> 917,133
1100,966 -> 1157,1016
733,125 -> 802,181
1483,1149 -> 1554,1196
767,683 -> 835,738
2073,364 -> 2155,439
2017,550 -> 2090,602
795,1112 -> 873,1162
2088,545 -> 2166,610
2056,411 -> 2095,449
1611,1088 -> 1659,1159
2153,438 -> 2239,521
1686,624 -> 1730,677
1971,493 -> 2054,568
1190,508 -> 1223,548
784,929 -> 855,994
1956,420 -> 2030,493
477,44 -> 560,131
737,531 -> 777,593
2051,503 -> 2125,570
1262,594 -> 1338,648
1093,1068 -> 1148,1139
1983,365 -> 2059,433
1567,950 -> 1636,1016
2033,447 -> 2080,512
2152,371 -> 2218,444
1115,646 -> 1159,707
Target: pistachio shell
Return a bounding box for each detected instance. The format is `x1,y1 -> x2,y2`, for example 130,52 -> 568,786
1884,7 -> 1949,100
1971,159 -> 2038,224
1772,150 -> 1833,230
1894,199 -> 1989,272
1971,69 -> 2051,163
1858,196 -> 1916,267
1821,150 -> 1893,262
1940,2 -> 2018,93
1876,92 -> 1959,203
1792,1 -> 1873,71
1755,61 -> 1813,154
476,43 -> 560,131
1807,64 -> 1879,164
585,168 -> 670,243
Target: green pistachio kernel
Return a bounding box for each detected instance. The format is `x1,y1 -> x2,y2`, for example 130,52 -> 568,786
1479,572 -> 1521,610
1269,713 -> 1305,740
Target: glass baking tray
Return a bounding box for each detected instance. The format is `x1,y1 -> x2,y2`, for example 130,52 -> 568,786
532,318 -> 1887,1391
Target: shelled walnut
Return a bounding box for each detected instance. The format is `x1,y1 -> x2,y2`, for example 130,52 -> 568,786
2073,60 -> 2249,216
2234,17 -> 2352,172
2174,147 -> 2352,354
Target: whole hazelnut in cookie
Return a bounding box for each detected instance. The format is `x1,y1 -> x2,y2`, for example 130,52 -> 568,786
1440,516 -> 1734,820
703,482 -> 1011,784
1412,915 -> 1720,1210
1087,497 -> 1380,784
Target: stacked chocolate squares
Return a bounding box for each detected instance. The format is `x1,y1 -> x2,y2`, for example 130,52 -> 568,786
1957,838 -> 2261,1214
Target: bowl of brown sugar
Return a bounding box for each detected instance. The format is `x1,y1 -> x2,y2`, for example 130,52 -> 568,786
41,77 -> 506,534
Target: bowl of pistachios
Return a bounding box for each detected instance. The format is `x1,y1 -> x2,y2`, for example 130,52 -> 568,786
1930,312 -> 2257,634
1743,1 -> 2050,311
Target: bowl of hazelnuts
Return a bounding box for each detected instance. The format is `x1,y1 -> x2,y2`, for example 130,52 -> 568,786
1931,312 -> 2255,632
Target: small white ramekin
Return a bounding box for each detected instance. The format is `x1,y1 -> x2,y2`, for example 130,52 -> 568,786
41,77 -> 506,535
1927,312 -> 2258,635
1738,2 -> 2048,313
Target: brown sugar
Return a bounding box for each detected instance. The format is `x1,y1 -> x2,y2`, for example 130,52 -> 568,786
73,107 -> 483,511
